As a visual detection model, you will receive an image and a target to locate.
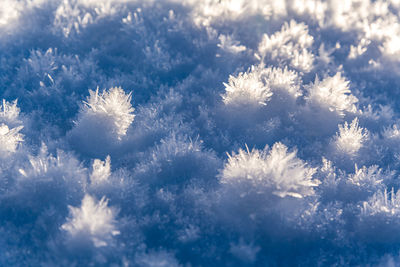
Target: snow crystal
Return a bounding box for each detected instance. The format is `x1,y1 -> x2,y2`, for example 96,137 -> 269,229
220,142 -> 319,198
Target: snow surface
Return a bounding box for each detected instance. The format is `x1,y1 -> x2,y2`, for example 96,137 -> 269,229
2,0 -> 400,265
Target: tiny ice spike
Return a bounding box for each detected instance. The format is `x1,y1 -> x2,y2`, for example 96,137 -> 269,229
362,188 -> 400,216
84,87 -> 135,137
61,194 -> 120,248
220,142 -> 319,198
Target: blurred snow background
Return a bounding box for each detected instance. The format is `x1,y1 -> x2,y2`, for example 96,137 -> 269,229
2,0 -> 400,265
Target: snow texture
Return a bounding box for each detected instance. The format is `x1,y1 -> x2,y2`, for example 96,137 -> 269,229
1,0 -> 400,265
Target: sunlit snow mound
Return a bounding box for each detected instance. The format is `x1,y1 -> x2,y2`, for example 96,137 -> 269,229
2,0 -> 400,265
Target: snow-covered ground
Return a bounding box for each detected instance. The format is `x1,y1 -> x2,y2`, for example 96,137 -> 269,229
1,0 -> 400,265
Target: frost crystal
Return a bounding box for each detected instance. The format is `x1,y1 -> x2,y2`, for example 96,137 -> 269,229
262,66 -> 302,98
220,142 -> 319,198
306,73 -> 358,116
362,188 -> 400,216
83,87 -> 135,138
258,20 -> 314,72
334,118 -> 368,157
0,123 -> 23,154
90,155 -> 111,184
222,65 -> 301,108
18,144 -> 85,182
345,165 -> 393,200
0,99 -> 21,126
61,194 -> 120,248
0,99 -> 23,156
222,66 -> 273,107
53,0 -> 116,37
383,124 -> 400,141
217,34 -> 246,54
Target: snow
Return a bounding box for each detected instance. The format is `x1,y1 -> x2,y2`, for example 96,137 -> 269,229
2,0 -> 400,265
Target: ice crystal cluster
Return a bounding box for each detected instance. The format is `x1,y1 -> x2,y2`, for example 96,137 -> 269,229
2,0 -> 400,265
